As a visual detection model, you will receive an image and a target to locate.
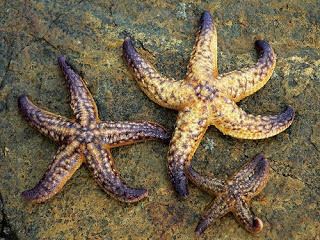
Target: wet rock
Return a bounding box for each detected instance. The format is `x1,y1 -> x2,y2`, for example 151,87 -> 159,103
0,193 -> 18,240
0,0 -> 319,239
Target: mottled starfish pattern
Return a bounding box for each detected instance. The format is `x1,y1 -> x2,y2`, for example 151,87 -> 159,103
18,56 -> 169,203
186,154 -> 269,235
123,11 -> 294,197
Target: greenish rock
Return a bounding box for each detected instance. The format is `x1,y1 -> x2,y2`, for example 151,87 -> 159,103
0,193 -> 18,239
0,0 -> 319,239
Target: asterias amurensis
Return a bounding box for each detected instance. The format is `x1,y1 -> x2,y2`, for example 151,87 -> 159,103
122,11 -> 294,197
19,56 -> 169,203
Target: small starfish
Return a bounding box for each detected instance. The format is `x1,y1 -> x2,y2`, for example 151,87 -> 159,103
18,56 -> 169,203
123,11 -> 294,197
186,154 -> 270,235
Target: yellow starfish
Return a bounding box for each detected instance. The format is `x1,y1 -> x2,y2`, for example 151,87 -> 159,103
122,11 -> 294,197
186,154 -> 269,235
18,56 -> 169,203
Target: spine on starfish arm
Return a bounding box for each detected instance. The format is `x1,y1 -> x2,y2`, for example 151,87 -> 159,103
97,121 -> 171,147
254,39 -> 276,81
184,163 -> 226,194
58,56 -> 83,83
186,11 -> 219,80
122,37 -> 195,110
209,92 -> 295,140
58,56 -> 82,86
216,39 -> 277,102
85,143 -> 148,203
185,154 -> 270,235
122,37 -> 169,105
18,95 -> 75,142
21,142 -> 83,203
58,56 -> 99,125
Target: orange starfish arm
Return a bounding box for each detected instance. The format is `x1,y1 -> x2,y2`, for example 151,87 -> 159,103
210,94 -> 295,139
215,40 -> 276,102
187,11 -> 218,81
96,121 -> 169,147
58,56 -> 99,125
123,38 -> 195,110
167,105 -> 209,197
18,95 -> 77,142
85,143 -> 147,203
21,141 -> 83,203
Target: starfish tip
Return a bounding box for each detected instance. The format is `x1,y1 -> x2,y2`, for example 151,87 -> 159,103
254,153 -> 266,164
195,218 -> 208,236
124,188 -> 148,203
18,94 -> 27,103
175,183 -> 189,199
251,217 -> 264,233
21,189 -> 37,202
122,37 -> 137,64
57,56 -> 82,78
58,55 -> 69,71
123,37 -> 135,54
201,11 -> 212,20
200,11 -> 213,28
252,153 -> 269,175
57,55 -> 66,63
151,122 -> 171,141
277,106 -> 295,124
124,36 -> 132,42
18,94 -> 30,111
123,37 -> 133,46
285,105 -> 295,119
254,40 -> 270,52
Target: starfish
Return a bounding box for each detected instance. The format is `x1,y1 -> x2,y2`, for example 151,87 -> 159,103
185,154 -> 270,235
18,56 -> 170,203
122,11 -> 294,197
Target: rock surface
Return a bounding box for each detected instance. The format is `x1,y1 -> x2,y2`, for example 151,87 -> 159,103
0,0 -> 319,239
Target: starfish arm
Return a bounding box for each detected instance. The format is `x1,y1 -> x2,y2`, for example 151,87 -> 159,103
123,38 -> 195,110
85,143 -> 148,203
195,195 -> 232,235
18,95 -> 76,142
232,198 -> 264,233
215,40 -> 276,102
210,94 -> 295,139
187,11 -> 218,82
185,165 -> 226,194
21,141 -> 83,203
231,154 -> 270,197
96,121 -> 170,147
167,107 -> 209,197
58,56 -> 99,125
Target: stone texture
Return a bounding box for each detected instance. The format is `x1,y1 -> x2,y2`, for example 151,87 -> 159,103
0,0 -> 319,239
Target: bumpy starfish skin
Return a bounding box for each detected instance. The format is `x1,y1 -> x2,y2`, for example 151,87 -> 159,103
18,56 -> 170,203
186,154 -> 270,235
123,11 -> 294,197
